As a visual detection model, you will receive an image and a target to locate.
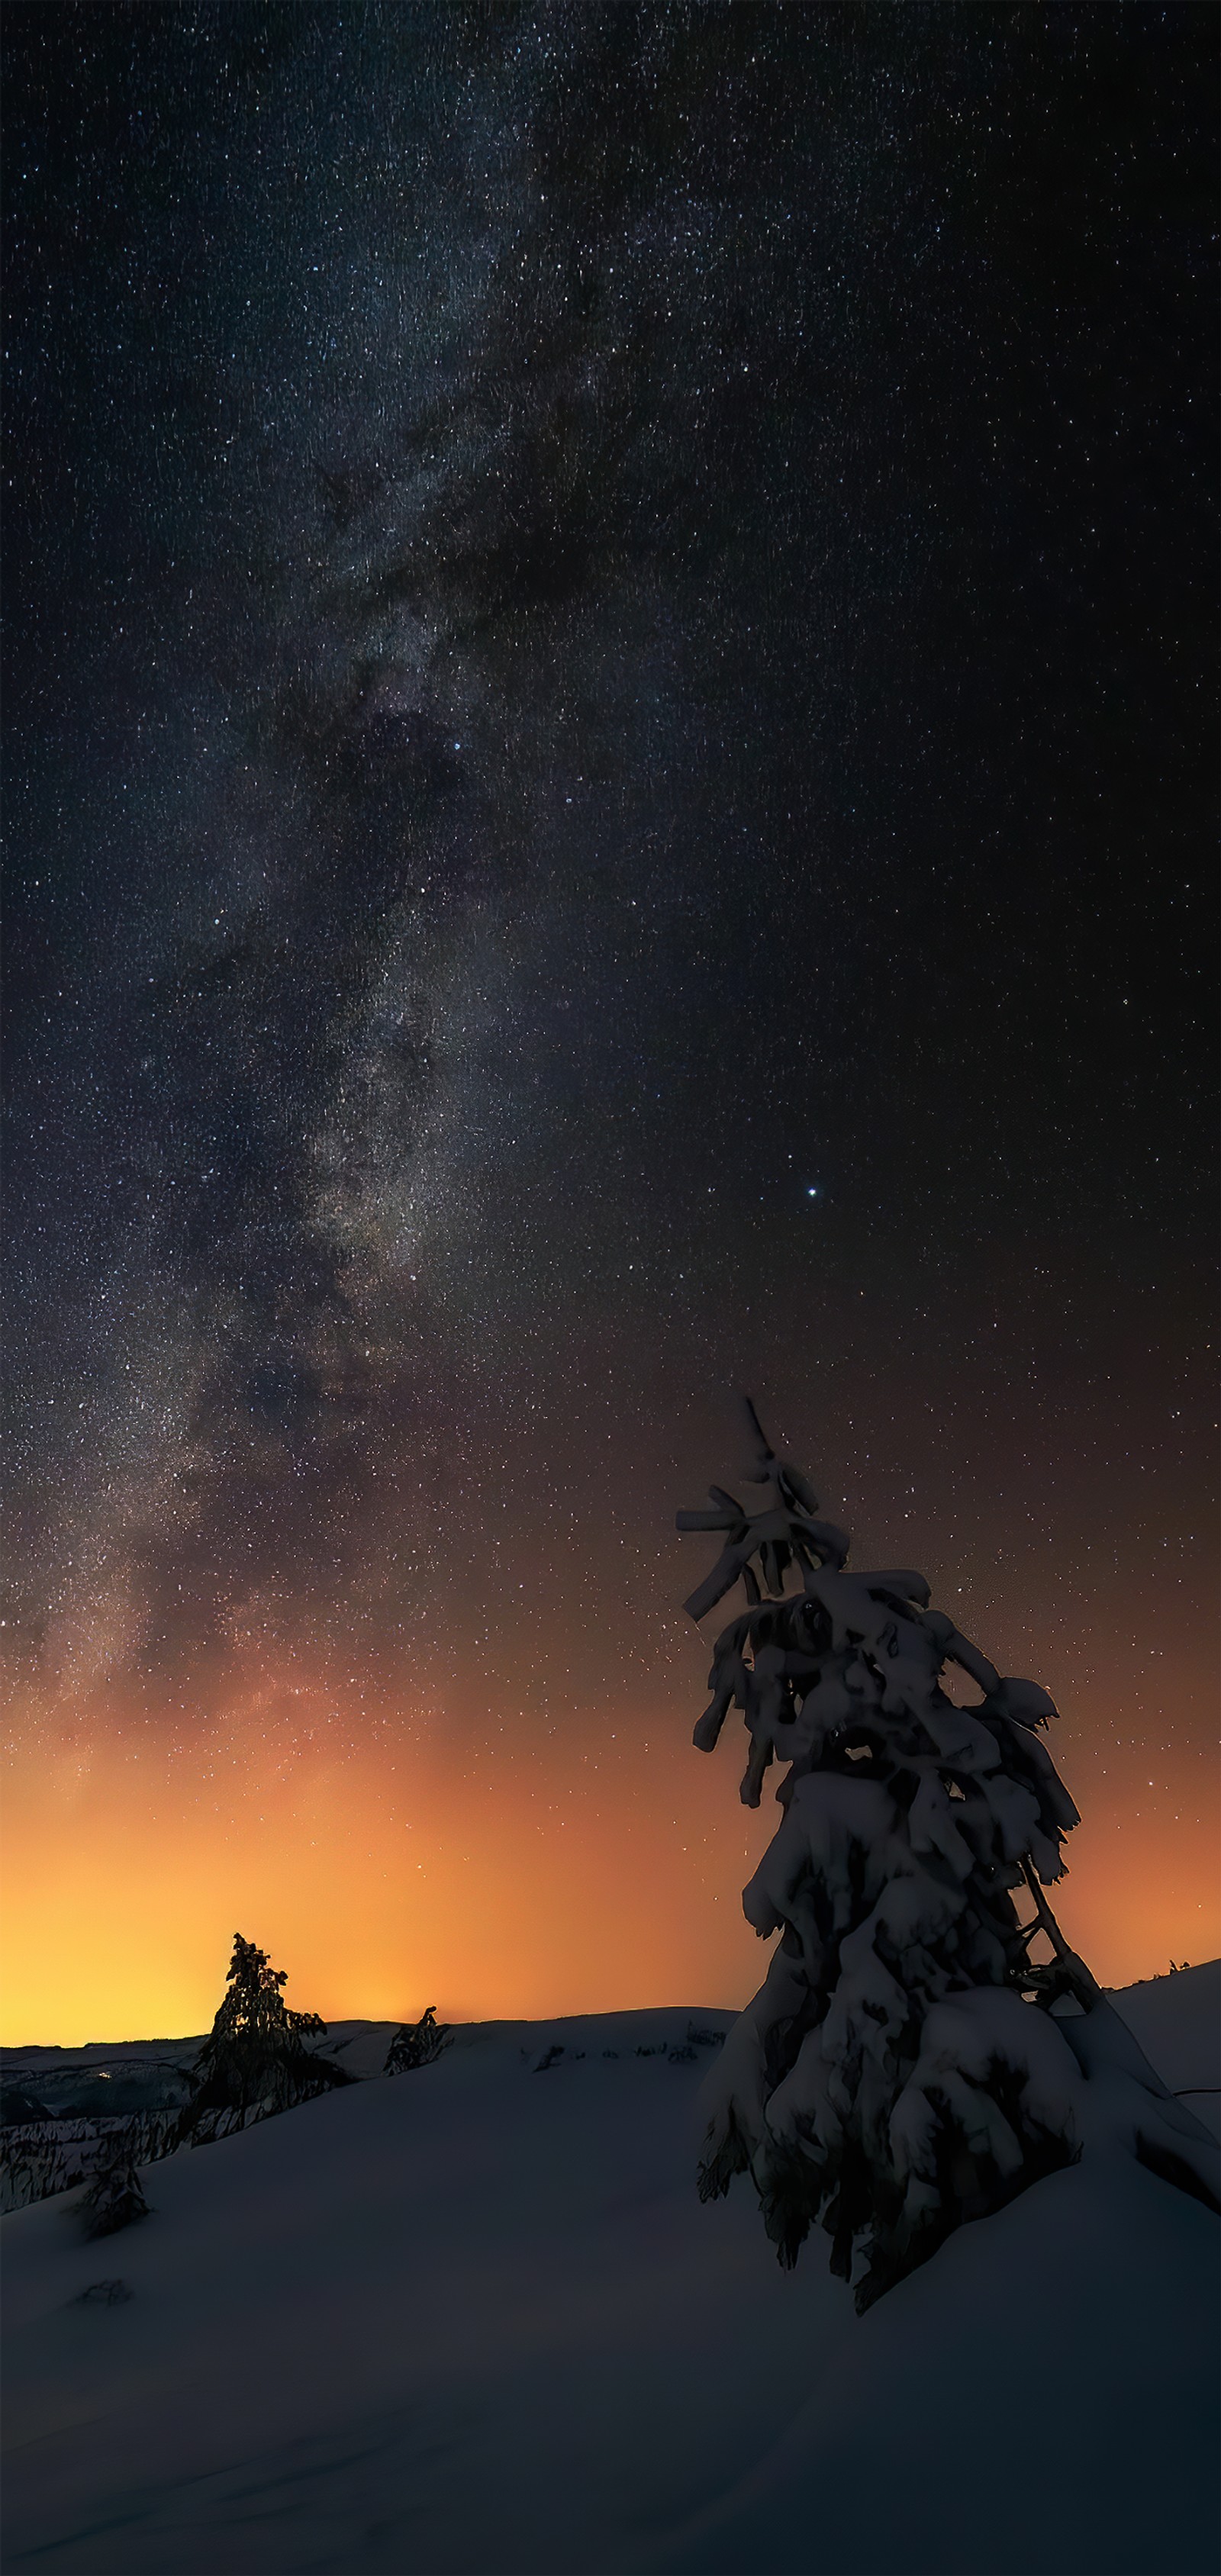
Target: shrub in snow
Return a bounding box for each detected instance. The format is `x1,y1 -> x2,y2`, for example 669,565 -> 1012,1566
679,1401 -> 1219,2310
179,1934 -> 350,2140
385,2006 -> 450,2074
78,2127 -> 150,2240
3,2105 -> 209,2216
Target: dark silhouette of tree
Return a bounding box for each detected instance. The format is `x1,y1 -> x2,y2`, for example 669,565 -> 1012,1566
385,2005 -> 450,2073
79,2125 -> 150,2238
179,1934 -> 350,2140
678,1399 -> 1219,2309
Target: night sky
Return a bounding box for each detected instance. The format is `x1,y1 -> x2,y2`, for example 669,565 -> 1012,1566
3,4 -> 1216,2041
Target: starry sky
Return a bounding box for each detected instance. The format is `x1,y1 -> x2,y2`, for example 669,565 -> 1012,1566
3,3 -> 1216,2042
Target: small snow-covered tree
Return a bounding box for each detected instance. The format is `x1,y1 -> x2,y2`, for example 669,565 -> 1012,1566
79,2125 -> 150,2239
385,2006 -> 450,2074
180,1934 -> 350,2140
679,1401 -> 1219,2309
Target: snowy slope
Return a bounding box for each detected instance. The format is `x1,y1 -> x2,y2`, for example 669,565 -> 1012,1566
1097,1962 -> 1219,2139
2,1975 -> 1217,2576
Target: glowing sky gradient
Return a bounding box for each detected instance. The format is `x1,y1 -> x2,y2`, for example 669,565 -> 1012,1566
4,1349 -> 1216,2042
3,8 -> 1216,2043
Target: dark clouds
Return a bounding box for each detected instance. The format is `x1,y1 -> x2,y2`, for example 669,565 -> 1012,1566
3,5 -> 1215,1712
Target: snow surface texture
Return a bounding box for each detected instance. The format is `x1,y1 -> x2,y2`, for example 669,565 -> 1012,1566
677,1408 -> 1219,2304
2,1971 -> 1218,2576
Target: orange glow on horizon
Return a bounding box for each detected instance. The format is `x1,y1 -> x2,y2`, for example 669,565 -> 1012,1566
0,1676 -> 774,2043
2,1647 -> 1216,2045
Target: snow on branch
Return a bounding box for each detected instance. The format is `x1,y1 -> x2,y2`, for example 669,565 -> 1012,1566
678,1399 -> 1219,2309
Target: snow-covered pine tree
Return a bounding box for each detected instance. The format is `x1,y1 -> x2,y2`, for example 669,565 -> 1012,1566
79,2124 -> 150,2239
179,1934 -> 350,2140
385,2006 -> 450,2074
678,1400 -> 1219,2310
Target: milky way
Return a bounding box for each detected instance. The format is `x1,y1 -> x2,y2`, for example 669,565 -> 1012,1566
3,7 -> 1216,2022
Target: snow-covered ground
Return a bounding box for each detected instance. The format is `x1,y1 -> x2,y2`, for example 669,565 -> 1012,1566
2,1966 -> 1217,2575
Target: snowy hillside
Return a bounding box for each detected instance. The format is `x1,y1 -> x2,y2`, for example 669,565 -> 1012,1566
2,1968 -> 1217,2576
